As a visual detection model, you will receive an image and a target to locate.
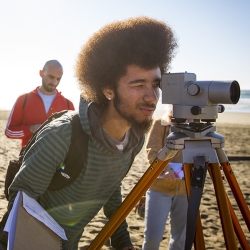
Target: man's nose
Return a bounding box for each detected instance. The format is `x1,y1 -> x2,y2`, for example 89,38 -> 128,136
144,86 -> 159,103
52,78 -> 59,85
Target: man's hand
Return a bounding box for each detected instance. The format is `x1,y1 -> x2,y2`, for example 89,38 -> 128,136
163,169 -> 178,180
30,124 -> 42,133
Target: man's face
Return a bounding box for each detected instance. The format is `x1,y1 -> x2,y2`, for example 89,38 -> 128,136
114,65 -> 161,133
40,64 -> 63,94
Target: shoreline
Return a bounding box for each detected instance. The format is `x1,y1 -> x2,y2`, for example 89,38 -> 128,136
153,110 -> 250,125
1,109 -> 250,125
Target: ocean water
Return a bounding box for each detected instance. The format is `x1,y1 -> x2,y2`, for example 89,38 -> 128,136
223,89 -> 250,113
157,89 -> 250,113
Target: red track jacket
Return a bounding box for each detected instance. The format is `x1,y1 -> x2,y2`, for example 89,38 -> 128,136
5,87 -> 75,147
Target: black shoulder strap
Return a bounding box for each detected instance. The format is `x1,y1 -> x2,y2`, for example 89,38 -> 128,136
66,98 -> 70,109
22,93 -> 28,108
47,111 -> 89,191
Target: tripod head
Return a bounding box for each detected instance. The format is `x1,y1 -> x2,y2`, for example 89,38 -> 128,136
160,72 -> 240,123
170,121 -> 216,139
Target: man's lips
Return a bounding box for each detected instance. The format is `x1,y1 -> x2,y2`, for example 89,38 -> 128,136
140,107 -> 155,115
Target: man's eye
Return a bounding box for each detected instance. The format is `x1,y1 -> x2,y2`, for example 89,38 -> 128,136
153,82 -> 160,88
134,83 -> 144,87
129,83 -> 144,88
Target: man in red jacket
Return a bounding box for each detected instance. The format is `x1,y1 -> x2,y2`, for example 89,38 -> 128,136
5,60 -> 75,147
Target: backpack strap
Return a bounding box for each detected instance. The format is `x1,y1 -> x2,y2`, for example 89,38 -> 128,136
47,111 -> 89,191
66,98 -> 70,109
22,93 -> 28,108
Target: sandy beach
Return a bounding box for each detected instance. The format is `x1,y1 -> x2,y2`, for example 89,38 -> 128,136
0,110 -> 249,249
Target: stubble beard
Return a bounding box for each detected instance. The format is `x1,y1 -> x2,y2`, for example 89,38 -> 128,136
113,91 -> 154,134
42,80 -> 56,93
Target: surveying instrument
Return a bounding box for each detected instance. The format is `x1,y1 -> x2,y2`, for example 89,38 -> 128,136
88,72 -> 250,250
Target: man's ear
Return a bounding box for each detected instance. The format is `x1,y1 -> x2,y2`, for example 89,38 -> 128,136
39,70 -> 43,77
102,87 -> 114,101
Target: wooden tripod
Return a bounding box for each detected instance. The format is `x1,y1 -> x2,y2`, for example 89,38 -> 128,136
88,122 -> 250,250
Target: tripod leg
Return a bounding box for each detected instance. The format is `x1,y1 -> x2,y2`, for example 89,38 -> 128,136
183,163 -> 205,250
208,166 -> 250,250
216,148 -> 250,230
184,156 -> 208,250
209,162 -> 238,250
226,195 -> 250,250
221,162 -> 250,230
87,147 -> 178,250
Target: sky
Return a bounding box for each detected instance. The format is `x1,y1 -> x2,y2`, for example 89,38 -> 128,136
0,0 -> 249,110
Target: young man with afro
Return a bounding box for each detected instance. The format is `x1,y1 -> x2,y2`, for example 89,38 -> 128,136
0,16 -> 177,250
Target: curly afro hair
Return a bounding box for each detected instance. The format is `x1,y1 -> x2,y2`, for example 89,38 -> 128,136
75,16 -> 178,105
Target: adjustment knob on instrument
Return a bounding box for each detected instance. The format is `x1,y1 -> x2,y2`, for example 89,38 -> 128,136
218,105 -> 225,113
191,106 -> 201,115
187,83 -> 200,96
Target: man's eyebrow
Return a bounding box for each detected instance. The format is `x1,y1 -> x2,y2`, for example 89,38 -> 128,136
48,74 -> 61,80
128,78 -> 146,85
154,77 -> 162,82
128,77 -> 161,85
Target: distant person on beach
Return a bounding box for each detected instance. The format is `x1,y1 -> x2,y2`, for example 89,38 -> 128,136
142,105 -> 188,250
4,60 -> 75,147
0,17 -> 178,250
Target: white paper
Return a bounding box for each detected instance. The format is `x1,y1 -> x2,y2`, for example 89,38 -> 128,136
4,191 -> 21,250
22,192 -> 67,240
4,191 -> 67,244
168,162 -> 184,179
